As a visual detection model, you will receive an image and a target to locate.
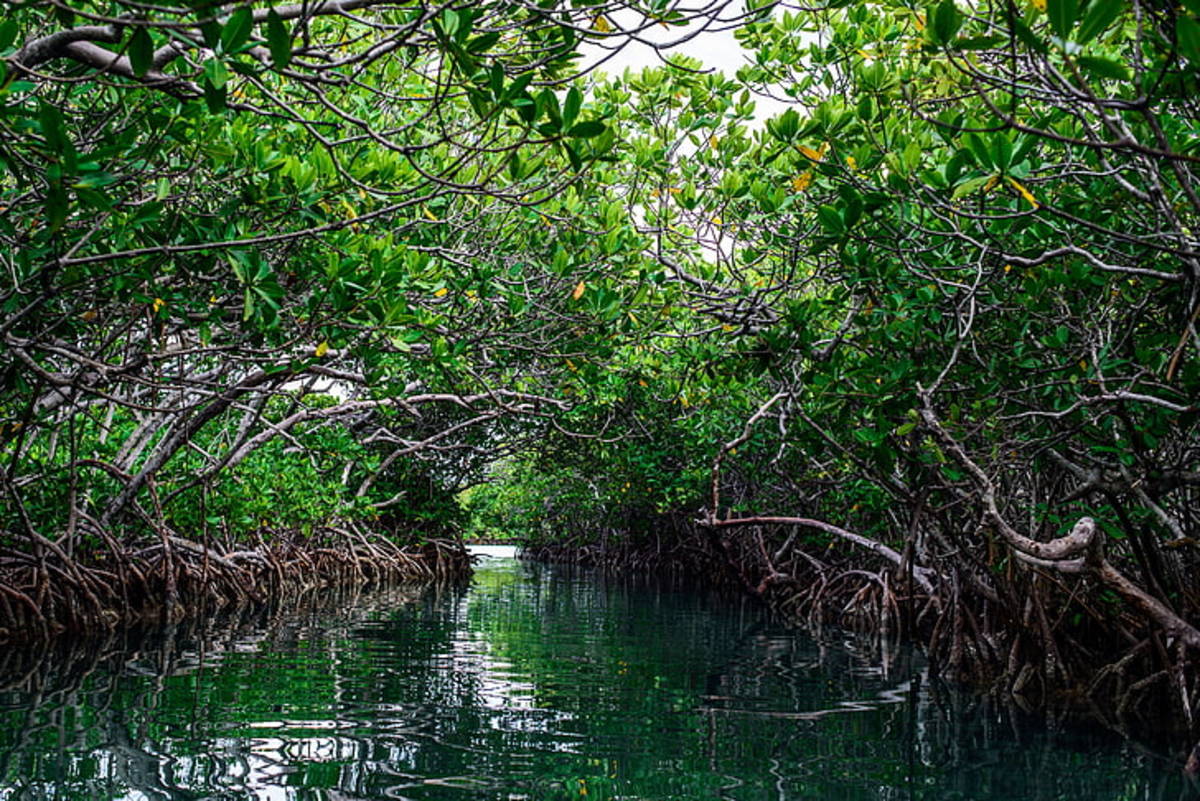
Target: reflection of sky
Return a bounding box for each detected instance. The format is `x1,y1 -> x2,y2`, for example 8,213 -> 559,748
88,557 -> 568,801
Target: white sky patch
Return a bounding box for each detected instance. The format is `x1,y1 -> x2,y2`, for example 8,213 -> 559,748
579,1 -> 793,125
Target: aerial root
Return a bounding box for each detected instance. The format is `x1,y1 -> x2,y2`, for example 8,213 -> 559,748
523,521 -> 1200,752
0,526 -> 470,643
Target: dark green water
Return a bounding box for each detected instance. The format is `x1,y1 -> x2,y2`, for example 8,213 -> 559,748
0,554 -> 1193,800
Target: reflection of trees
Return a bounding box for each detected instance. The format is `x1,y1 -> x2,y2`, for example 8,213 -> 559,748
0,584 -> 443,800
0,564 -> 1189,800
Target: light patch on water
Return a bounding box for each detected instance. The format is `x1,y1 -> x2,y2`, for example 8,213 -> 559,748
468,544 -> 519,559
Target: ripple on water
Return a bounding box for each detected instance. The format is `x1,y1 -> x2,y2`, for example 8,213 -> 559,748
0,559 -> 1192,800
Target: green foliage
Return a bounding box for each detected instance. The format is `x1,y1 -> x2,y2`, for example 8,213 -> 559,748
3,0 -> 1200,618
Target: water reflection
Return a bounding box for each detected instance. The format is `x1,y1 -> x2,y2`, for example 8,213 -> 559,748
0,558 -> 1193,800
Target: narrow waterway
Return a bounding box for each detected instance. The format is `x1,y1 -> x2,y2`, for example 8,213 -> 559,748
0,550 -> 1192,800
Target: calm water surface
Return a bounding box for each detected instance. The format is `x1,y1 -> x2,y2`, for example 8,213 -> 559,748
0,552 -> 1193,800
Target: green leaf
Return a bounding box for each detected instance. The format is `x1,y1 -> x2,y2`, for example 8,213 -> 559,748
1075,0 -> 1122,43
37,100 -> 70,154
931,0 -> 963,44
767,108 -> 800,142
817,204 -> 845,235
538,88 -> 562,129
0,18 -> 19,51
128,26 -> 154,77
990,134 -> 1013,172
203,77 -> 227,112
466,32 -> 500,53
1046,0 -> 1079,39
567,120 -> 606,138
956,34 -> 1006,49
1010,16 -> 1050,53
944,149 -> 969,184
489,62 -> 505,99
563,86 -> 582,129
200,20 -> 221,49
951,174 -> 992,200
204,58 -> 229,90
1076,54 -> 1129,80
266,9 -> 292,68
965,133 -> 993,169
441,8 -> 460,37
44,180 -> 69,233
842,193 -> 863,228
1012,134 -> 1037,165
1178,16 -> 1200,62
74,185 -> 112,211
221,7 -> 254,53
564,142 -> 583,172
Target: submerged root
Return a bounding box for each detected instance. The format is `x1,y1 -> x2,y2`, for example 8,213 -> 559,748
523,523 -> 1200,757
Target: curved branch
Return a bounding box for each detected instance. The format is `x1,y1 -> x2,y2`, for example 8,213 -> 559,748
703,515 -> 936,594
919,387 -> 1200,650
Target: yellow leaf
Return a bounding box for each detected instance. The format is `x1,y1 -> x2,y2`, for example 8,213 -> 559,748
914,11 -> 926,29
592,14 -> 613,32
572,281 -> 586,301
1079,359 -> 1088,370
152,297 -> 166,313
638,379 -> 647,387
797,144 -> 825,162
80,309 -> 98,321
209,295 -> 218,304
1031,0 -> 1046,11
846,155 -> 858,170
315,340 -> 329,357
1007,177 -> 1040,209
983,174 -> 1000,192
791,171 -> 813,192
566,359 -> 577,371
423,208 -> 438,221
709,135 -> 719,149
434,287 -> 448,297
722,323 -> 735,332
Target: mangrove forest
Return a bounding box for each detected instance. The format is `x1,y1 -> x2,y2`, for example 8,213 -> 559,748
4,0 -> 1200,785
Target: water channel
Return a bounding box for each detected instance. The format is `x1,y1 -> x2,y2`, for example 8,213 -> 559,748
0,548 -> 1193,800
